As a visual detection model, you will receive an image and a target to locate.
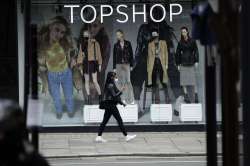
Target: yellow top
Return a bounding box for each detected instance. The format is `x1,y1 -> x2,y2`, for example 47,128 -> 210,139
46,42 -> 68,72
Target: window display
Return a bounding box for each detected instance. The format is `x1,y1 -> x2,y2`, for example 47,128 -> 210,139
30,1 -> 205,127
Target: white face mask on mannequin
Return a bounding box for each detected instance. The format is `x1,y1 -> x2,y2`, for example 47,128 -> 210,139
115,78 -> 118,82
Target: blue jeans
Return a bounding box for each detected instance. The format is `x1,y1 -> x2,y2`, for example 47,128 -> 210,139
48,68 -> 74,113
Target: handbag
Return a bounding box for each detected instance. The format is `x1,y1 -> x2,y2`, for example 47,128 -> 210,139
99,100 -> 114,110
99,100 -> 107,110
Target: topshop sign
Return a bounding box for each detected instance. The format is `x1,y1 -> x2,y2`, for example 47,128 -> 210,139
64,4 -> 183,24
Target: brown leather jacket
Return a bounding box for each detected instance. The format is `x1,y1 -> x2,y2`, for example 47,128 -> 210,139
77,39 -> 102,65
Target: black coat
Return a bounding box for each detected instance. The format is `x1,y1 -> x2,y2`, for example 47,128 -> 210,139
113,40 -> 134,69
176,38 -> 199,66
104,83 -> 124,105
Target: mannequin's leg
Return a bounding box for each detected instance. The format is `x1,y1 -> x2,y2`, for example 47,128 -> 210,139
155,85 -> 160,104
152,62 -> 157,104
116,64 -> 123,89
152,87 -> 156,104
119,65 -> 126,103
61,69 -> 74,113
92,72 -> 102,102
183,86 -> 191,103
126,65 -> 135,104
194,85 -> 199,103
47,72 -> 63,119
163,84 -> 170,104
92,72 -> 101,95
84,74 -> 90,104
187,85 -> 195,103
183,86 -> 187,94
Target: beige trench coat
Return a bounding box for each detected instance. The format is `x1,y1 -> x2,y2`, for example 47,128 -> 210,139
147,40 -> 168,85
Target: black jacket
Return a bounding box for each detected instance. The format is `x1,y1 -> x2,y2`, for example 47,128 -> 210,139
175,38 -> 199,66
104,83 -> 124,105
113,40 -> 134,69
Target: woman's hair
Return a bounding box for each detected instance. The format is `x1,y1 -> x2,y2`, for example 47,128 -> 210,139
104,71 -> 115,89
80,30 -> 89,51
180,26 -> 190,41
79,25 -> 89,45
38,16 -> 73,52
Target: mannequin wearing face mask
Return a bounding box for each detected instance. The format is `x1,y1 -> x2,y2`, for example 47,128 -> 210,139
96,72 -> 136,143
147,31 -> 170,104
77,31 -> 102,104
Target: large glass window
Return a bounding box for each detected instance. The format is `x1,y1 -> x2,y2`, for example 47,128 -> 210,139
30,0 -> 206,127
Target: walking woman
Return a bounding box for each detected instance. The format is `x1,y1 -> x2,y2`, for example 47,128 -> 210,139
96,72 -> 136,143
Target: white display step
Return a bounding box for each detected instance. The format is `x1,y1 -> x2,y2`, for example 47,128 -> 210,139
27,99 -> 44,127
117,105 -> 138,123
83,104 -> 138,123
180,104 -> 203,122
150,104 -> 173,122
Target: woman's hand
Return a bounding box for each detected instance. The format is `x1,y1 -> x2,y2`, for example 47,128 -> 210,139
120,86 -> 126,91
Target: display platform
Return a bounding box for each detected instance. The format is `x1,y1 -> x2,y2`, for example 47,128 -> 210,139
180,104 -> 203,122
83,104 -> 138,123
150,104 -> 173,122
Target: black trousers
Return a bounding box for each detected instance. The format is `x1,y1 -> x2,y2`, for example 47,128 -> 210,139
98,105 -> 127,136
152,58 -> 164,87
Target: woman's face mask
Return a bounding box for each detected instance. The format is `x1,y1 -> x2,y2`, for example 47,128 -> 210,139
112,74 -> 118,82
83,31 -> 89,39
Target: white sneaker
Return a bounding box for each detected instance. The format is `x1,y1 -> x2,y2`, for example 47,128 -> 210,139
95,136 -> 107,143
125,135 -> 137,142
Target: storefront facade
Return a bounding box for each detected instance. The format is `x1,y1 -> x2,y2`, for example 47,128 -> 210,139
18,0 -> 207,130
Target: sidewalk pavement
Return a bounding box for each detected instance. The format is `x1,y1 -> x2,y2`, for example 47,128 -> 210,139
39,132 -> 207,158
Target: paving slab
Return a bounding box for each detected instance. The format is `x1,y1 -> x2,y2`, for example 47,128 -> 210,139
39,132 -> 206,157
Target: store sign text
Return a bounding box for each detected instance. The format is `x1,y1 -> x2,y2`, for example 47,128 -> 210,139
64,4 -> 183,24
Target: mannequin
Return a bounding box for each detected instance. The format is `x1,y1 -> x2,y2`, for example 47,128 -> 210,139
77,31 -> 102,104
147,31 -> 170,104
131,6 -> 183,113
113,29 -> 135,104
176,27 -> 199,103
